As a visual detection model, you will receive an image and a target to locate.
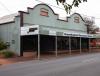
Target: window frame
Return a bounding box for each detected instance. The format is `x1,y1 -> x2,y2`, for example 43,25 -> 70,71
74,17 -> 80,23
40,8 -> 49,17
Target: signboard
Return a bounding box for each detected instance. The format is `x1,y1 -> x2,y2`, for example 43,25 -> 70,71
21,25 -> 39,36
63,32 -> 93,38
49,30 -> 56,36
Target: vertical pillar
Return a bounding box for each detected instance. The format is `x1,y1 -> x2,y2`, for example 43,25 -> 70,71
38,34 -> 40,60
80,37 -> 82,54
69,37 -> 71,55
89,38 -> 91,53
55,36 -> 58,57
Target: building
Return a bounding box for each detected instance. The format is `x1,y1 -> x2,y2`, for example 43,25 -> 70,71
0,3 -> 95,59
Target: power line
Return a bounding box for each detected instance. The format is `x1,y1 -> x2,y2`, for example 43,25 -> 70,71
35,0 -> 76,14
35,0 -> 66,10
0,0 -> 100,19
35,0 -> 100,19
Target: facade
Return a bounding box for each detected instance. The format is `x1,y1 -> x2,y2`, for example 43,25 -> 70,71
0,4 -> 95,59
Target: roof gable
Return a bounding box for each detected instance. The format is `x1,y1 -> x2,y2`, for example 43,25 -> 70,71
70,13 -> 85,22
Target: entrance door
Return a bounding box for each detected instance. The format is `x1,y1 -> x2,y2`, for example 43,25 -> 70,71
81,38 -> 89,49
21,35 -> 38,56
40,35 -> 55,53
71,37 -> 80,50
57,37 -> 69,50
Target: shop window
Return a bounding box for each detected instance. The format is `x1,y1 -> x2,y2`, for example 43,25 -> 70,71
40,8 -> 49,17
74,17 -> 80,23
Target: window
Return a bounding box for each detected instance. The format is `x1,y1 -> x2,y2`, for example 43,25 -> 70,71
74,17 -> 80,23
40,8 -> 49,17
12,40 -> 15,44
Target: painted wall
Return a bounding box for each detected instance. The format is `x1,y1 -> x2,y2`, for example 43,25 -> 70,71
23,4 -> 87,33
0,4 -> 88,55
23,4 -> 58,27
0,17 -> 21,55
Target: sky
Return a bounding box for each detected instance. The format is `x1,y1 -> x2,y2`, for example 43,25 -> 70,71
0,0 -> 100,27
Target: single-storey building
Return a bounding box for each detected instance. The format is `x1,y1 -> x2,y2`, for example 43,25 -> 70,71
0,3 -> 96,59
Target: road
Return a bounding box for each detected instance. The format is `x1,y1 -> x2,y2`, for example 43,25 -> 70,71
1,53 -> 100,76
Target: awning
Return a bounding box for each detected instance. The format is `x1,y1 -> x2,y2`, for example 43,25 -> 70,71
21,25 -> 94,38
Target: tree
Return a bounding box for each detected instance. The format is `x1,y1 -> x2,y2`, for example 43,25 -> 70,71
56,0 -> 87,14
83,16 -> 99,34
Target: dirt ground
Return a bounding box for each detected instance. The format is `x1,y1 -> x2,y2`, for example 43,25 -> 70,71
0,52 -> 37,65
0,49 -> 100,66
0,57 -> 35,65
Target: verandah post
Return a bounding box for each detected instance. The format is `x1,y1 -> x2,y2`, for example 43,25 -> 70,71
80,37 -> 82,54
69,37 -> 71,55
55,36 -> 58,57
89,38 -> 91,53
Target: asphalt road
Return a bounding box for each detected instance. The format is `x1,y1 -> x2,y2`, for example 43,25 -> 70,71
1,53 -> 100,76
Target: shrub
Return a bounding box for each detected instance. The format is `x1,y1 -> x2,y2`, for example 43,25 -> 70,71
0,50 -> 14,58
0,41 -> 7,50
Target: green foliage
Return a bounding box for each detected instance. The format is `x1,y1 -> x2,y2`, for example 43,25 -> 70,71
0,50 -> 14,58
56,0 -> 87,14
0,41 -> 7,50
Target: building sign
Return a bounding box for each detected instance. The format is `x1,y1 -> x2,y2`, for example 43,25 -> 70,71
29,28 -> 37,32
21,25 -> 39,36
63,32 -> 93,38
49,30 -> 56,36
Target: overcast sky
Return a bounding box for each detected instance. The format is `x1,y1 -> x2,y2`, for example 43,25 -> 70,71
0,0 -> 100,26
